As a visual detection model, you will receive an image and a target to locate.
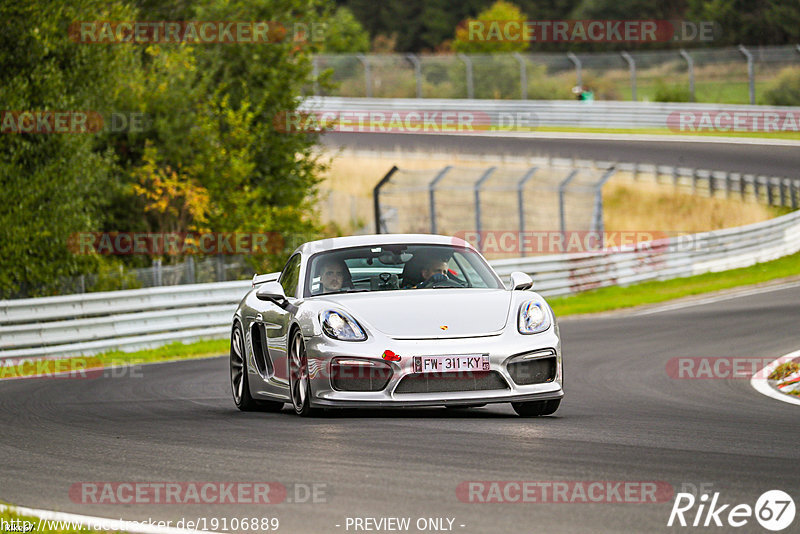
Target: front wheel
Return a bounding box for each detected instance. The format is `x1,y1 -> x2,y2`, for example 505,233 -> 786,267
511,399 -> 560,417
289,329 -> 321,417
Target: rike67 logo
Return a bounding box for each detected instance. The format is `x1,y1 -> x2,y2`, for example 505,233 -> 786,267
668,490 -> 795,531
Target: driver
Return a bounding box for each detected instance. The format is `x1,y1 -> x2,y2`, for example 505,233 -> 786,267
318,258 -> 350,294
415,257 -> 450,288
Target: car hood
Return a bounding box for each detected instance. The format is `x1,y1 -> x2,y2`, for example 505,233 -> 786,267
327,289 -> 512,339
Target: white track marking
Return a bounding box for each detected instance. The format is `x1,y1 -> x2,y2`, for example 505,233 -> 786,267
631,280 -> 800,316
750,350 -> 800,407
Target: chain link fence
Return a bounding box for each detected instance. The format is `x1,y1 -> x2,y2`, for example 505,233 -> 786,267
374,159 -> 800,259
312,45 -> 800,104
373,160 -> 615,258
28,256 -> 254,298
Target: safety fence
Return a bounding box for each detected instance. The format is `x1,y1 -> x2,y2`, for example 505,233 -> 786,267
298,96 -> 800,131
311,46 -> 800,104
374,159 -> 800,248
2,206 -> 799,359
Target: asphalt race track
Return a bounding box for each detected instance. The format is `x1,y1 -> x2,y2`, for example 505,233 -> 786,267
321,132 -> 800,177
1,284 -> 798,533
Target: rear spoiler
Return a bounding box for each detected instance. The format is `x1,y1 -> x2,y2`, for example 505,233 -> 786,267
252,272 -> 280,287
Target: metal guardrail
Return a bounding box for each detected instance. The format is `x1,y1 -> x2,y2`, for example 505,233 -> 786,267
0,280 -> 253,359
2,206 -> 799,360
491,209 -> 800,297
300,96 -> 800,131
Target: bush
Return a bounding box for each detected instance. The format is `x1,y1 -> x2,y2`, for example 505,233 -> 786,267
652,79 -> 691,102
762,67 -> 800,106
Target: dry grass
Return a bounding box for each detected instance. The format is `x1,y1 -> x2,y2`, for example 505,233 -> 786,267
316,150 -> 780,235
603,178 -> 775,234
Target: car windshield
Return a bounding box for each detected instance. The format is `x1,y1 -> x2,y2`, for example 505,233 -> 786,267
304,244 -> 502,297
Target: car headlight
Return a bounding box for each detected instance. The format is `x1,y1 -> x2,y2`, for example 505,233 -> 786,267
320,310 -> 367,341
518,301 -> 551,335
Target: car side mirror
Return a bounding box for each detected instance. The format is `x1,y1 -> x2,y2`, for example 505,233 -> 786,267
256,281 -> 287,303
509,271 -> 533,291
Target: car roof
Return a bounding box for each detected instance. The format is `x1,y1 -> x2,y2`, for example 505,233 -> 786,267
295,234 -> 475,257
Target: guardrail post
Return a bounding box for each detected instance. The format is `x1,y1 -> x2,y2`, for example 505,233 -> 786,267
679,49 -> 695,102
738,45 -> 755,105
741,174 -> 750,201
792,180 -> 799,210
457,53 -> 474,99
215,255 -> 225,282
672,166 -> 679,189
517,166 -> 538,256
429,166 -> 452,234
558,169 -> 580,239
312,56 -> 320,95
692,169 -> 699,195
154,258 -> 162,286
356,54 -> 372,98
474,167 -> 497,251
621,51 -> 637,101
513,52 -> 527,99
780,178 -> 788,207
373,166 -> 399,233
406,54 -> 422,98
725,172 -> 733,198
767,176 -> 775,205
591,167 -> 617,248
708,171 -> 715,198
567,52 -> 582,88
185,256 -> 195,284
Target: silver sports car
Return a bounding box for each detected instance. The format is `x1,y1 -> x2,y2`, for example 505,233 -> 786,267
229,234 -> 563,417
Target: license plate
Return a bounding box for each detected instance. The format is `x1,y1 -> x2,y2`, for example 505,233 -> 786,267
413,354 -> 489,373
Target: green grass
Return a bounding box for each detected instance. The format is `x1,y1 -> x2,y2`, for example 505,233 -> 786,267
0,339 -> 228,379
549,250 -> 800,317
618,80 -> 766,105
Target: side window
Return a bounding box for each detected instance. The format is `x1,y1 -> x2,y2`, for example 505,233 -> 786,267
279,254 -> 302,298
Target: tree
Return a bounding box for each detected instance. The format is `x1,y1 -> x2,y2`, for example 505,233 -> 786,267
321,6 -> 370,52
452,1 -> 529,54
0,0 -> 141,297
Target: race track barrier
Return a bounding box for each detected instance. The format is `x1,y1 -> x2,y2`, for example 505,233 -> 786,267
1,210 -> 799,359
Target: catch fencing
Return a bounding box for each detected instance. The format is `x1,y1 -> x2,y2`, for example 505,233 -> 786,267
374,159 -> 800,251
312,46 -> 800,104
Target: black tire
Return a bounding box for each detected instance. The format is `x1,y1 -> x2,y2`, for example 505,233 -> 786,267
511,399 -> 561,417
289,328 -> 321,417
231,321 -> 284,412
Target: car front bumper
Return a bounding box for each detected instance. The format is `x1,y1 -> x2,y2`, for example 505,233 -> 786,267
303,323 -> 563,408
